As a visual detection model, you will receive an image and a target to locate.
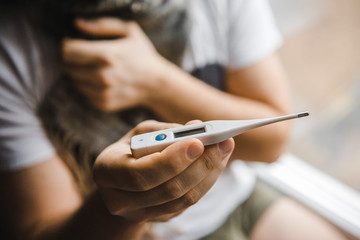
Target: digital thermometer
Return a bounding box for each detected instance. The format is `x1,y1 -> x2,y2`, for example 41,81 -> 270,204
131,112 -> 309,158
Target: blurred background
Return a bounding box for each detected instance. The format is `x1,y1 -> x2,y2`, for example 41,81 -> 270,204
269,0 -> 360,191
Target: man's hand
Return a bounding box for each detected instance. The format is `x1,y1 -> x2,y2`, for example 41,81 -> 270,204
62,17 -> 167,112
93,120 -> 235,223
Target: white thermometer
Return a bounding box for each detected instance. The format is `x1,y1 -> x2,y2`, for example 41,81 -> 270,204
131,112 -> 309,158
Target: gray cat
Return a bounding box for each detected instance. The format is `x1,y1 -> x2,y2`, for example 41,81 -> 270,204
37,0 -> 191,194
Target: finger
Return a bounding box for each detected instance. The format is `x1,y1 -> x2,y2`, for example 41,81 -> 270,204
131,120 -> 204,159
128,155 -> 230,221
63,66 -> 107,88
185,120 -> 203,125
98,187 -> 185,218
94,120 -> 185,183
106,140 -> 232,219
70,82 -> 114,111
123,120 -> 181,142
144,178 -> 218,219
127,138 -> 205,190
95,137 -> 204,191
75,18 -> 133,38
112,128 -> 234,192
147,138 -> 234,206
62,38 -> 112,66
125,141 -> 233,208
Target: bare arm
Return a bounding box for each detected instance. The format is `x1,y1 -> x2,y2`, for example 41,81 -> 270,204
0,156 -> 147,240
63,18 -> 291,163
0,121 -> 234,240
146,54 -> 291,162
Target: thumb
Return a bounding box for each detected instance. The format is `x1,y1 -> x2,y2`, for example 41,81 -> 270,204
75,17 -> 132,38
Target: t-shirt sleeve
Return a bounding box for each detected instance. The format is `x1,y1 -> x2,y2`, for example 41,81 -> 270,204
227,0 -> 282,68
0,14 -> 57,171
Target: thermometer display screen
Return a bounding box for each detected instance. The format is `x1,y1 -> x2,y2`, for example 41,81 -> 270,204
174,127 -> 206,138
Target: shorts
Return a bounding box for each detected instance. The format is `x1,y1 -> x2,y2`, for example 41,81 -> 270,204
200,180 -> 282,240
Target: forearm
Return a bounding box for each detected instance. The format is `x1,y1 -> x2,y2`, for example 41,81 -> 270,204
0,157 -> 148,240
147,60 -> 291,163
62,17 -> 290,163
30,192 -> 148,240
149,63 -> 281,121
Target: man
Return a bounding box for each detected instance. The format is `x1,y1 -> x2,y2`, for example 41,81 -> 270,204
0,0 -> 346,239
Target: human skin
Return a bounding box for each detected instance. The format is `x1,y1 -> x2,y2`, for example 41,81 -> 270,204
0,15 -> 290,240
60,17 -> 348,240
0,9 -> 347,240
62,17 -> 292,164
0,120 -> 234,240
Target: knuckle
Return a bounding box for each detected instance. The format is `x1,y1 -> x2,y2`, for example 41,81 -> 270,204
215,144 -> 231,169
125,167 -> 151,191
99,52 -> 115,65
97,90 -> 114,111
162,179 -> 185,200
182,190 -> 201,207
201,151 -> 216,171
98,69 -> 113,87
218,155 -> 229,170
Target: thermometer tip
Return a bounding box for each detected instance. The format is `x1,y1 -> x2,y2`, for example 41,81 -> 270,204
298,112 -> 310,118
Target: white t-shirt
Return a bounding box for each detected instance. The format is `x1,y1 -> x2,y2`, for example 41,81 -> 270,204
154,0 -> 282,239
0,0 -> 282,239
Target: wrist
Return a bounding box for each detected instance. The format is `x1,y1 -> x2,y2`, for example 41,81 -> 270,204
143,57 -> 179,107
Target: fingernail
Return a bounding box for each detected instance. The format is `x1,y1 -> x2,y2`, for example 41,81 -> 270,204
219,140 -> 233,155
187,143 -> 203,160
